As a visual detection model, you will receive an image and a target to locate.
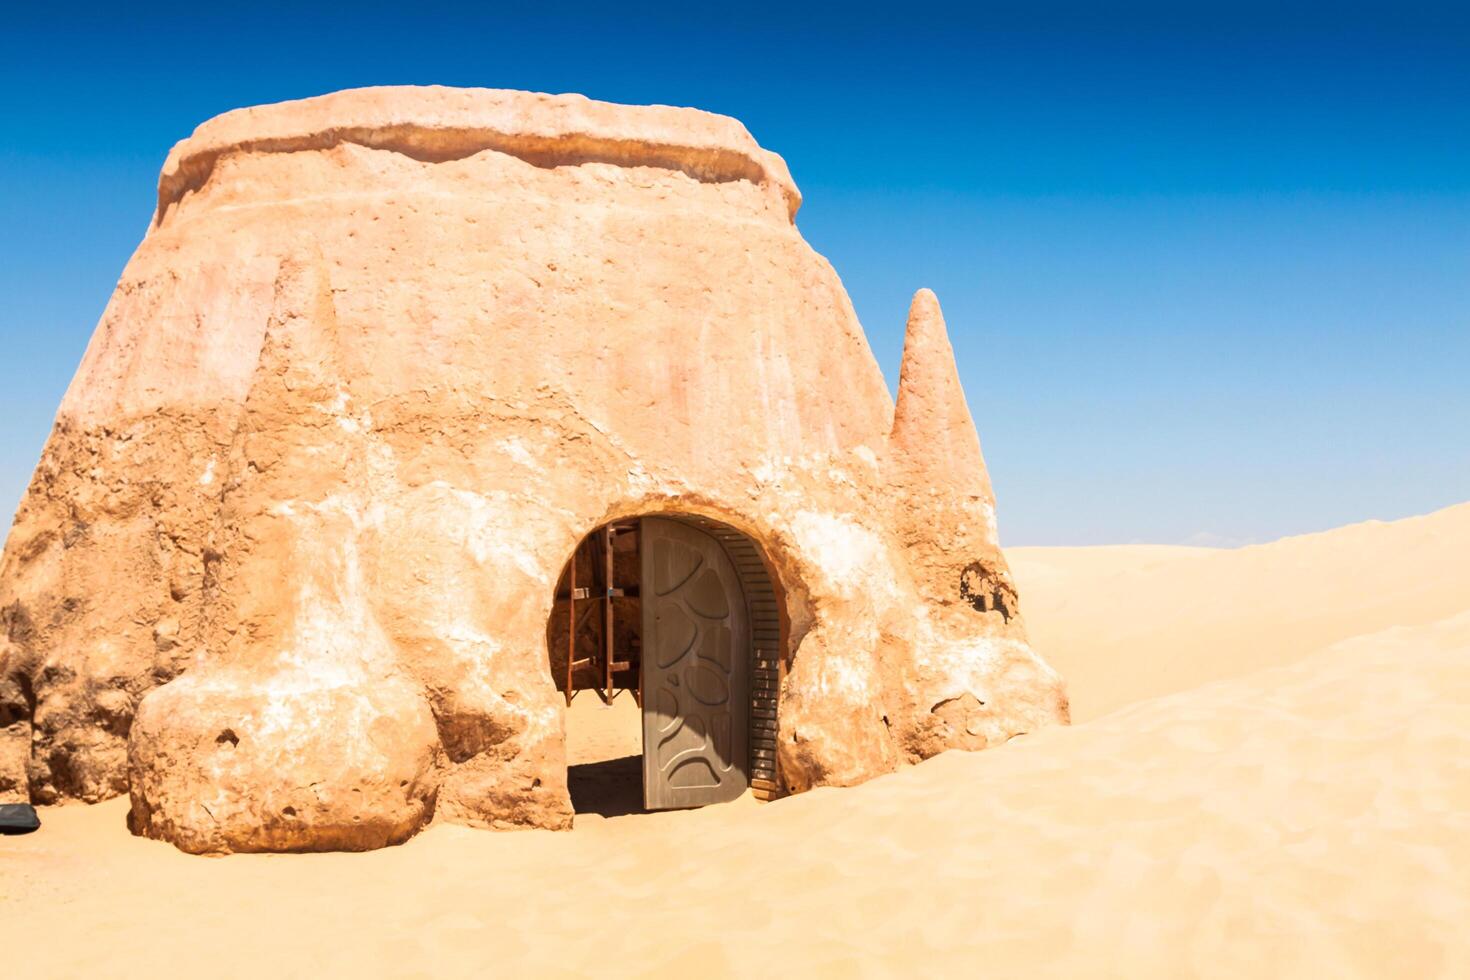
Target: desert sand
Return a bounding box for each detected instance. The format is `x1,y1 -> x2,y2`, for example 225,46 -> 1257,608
3,503 -> 1468,978
1010,500 -> 1470,721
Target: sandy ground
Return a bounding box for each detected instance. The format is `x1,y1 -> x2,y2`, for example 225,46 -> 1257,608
4,504 -> 1469,978
1010,501 -> 1470,722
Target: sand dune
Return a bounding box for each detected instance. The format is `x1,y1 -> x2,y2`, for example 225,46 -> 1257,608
3,506 -> 1468,978
1010,500 -> 1470,722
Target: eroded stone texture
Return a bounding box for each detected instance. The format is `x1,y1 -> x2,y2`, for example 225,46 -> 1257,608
880,290 -> 1071,762
0,85 -> 1067,851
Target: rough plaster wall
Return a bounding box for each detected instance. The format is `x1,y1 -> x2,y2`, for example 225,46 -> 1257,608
0,87 -> 1068,851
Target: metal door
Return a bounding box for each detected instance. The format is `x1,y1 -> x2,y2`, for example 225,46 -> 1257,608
641,517 -> 750,809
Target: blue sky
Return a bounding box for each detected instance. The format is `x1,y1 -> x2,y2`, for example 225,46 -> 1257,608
2,2 -> 1466,545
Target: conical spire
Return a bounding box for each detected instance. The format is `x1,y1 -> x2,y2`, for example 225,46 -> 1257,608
885,288 -> 1015,625
889,289 -> 991,498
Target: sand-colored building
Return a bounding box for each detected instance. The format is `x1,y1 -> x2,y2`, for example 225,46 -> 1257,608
0,87 -> 1067,854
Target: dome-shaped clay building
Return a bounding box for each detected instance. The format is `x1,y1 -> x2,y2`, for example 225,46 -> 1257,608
0,86 -> 1067,854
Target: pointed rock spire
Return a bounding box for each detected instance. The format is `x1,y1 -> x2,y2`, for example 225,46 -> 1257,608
889,289 -> 992,501
886,288 -> 1014,623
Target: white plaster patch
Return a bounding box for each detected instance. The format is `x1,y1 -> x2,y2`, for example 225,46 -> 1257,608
423,611 -> 561,741
625,459 -> 659,495
750,456 -> 784,485
814,649 -> 874,700
198,458 -> 217,486
789,509 -> 889,597
327,389 -> 366,432
430,482 -> 550,584
917,634 -> 1042,699
495,436 -> 539,470
981,501 -> 998,539
273,492 -> 387,535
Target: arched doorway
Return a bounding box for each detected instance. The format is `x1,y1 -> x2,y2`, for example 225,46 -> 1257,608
546,515 -> 783,811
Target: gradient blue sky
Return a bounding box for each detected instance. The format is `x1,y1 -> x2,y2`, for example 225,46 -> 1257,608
2,2 -> 1466,546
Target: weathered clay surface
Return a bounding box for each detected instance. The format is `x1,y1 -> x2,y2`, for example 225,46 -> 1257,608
0,85 -> 1067,847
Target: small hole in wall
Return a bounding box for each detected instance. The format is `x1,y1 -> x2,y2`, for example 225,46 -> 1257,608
532,778 -> 542,790
216,729 -> 239,747
282,806 -> 296,817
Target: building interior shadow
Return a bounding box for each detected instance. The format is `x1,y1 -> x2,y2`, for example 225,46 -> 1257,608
567,754 -> 644,818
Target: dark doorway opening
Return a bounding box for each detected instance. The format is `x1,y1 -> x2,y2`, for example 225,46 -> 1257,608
547,515 -> 785,814
547,520 -> 643,706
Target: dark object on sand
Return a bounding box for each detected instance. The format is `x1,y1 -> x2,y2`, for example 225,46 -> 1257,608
0,803 -> 40,834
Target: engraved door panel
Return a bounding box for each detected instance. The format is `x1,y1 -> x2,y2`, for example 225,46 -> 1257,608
641,518 -> 750,810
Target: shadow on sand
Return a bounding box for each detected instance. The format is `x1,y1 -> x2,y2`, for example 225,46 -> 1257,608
567,754 -> 644,819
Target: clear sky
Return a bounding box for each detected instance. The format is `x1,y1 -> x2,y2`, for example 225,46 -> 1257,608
2,2 -> 1466,546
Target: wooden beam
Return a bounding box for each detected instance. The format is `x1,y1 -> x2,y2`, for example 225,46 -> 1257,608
603,525 -> 615,702
565,544 -> 576,706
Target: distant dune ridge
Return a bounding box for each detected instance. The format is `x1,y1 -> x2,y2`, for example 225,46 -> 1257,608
3,503 -> 1467,977
1010,500 -> 1470,722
